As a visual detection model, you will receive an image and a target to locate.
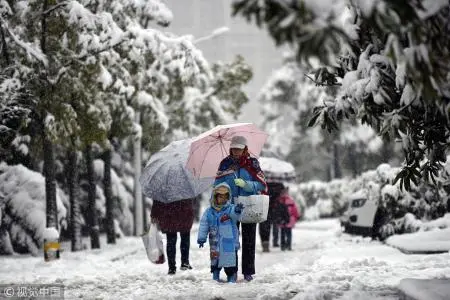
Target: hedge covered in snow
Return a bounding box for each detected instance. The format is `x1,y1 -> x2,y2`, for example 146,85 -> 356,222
0,163 -> 67,255
0,159 -> 136,255
298,160 -> 449,238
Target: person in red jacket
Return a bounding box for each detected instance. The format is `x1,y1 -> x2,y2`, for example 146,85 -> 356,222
151,198 -> 194,275
277,186 -> 300,251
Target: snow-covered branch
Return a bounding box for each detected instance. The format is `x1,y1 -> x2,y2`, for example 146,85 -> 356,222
0,17 -> 48,67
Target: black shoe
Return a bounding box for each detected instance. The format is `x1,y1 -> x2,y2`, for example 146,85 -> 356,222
287,246 -> 292,251
168,268 -> 176,275
273,243 -> 279,248
180,263 -> 193,270
243,274 -> 253,282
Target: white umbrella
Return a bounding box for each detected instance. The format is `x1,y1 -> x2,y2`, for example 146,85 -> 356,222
259,156 -> 296,183
139,139 -> 214,203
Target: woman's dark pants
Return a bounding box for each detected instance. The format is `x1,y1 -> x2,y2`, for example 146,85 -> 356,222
272,222 -> 279,246
237,222 -> 256,275
166,232 -> 190,270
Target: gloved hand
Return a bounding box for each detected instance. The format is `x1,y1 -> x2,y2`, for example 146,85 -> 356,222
234,203 -> 244,214
234,178 -> 247,188
198,240 -> 206,248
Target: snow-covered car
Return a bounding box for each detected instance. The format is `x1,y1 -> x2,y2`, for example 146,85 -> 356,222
340,191 -> 378,237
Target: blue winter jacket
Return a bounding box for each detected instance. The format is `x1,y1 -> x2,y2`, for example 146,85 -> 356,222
197,183 -> 241,268
214,156 -> 266,203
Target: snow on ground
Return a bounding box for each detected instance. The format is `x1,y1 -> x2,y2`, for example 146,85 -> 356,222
1,219 -> 449,300
386,228 -> 450,254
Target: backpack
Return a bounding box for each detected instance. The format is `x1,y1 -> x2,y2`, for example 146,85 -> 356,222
273,200 -> 290,225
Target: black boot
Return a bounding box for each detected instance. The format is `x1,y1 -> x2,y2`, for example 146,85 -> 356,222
168,267 -> 176,275
180,262 -> 193,270
262,241 -> 270,252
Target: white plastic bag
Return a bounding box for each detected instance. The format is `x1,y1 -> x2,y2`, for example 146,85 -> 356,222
141,224 -> 165,264
235,194 -> 270,223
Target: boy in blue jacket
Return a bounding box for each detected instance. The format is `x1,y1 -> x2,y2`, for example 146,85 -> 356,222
197,183 -> 244,283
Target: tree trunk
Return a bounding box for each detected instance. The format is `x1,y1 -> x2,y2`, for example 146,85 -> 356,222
326,164 -> 332,182
67,149 -> 82,251
103,145 -> 116,244
85,144 -> 100,249
133,112 -> 143,236
0,24 -> 10,66
43,127 -> 58,229
40,0 -> 59,232
0,205 -> 14,255
348,145 -> 359,178
381,140 -> 392,163
333,142 -> 342,179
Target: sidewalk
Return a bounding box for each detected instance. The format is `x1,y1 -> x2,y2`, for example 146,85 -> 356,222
398,278 -> 450,300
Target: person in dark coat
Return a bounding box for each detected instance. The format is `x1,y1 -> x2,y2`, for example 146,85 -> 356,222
150,198 -> 194,275
259,182 -> 285,251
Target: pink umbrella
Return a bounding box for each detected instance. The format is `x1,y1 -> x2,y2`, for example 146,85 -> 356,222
186,123 -> 269,178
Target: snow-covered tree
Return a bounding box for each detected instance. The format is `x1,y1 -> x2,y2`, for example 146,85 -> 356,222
166,55 -> 253,139
259,55 -> 308,158
0,75 -> 34,165
258,53 -> 398,180
233,0 -> 450,189
91,1 -> 246,235
0,0 -> 254,254
0,0 -> 127,245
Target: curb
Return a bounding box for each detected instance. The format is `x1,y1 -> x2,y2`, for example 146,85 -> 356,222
383,241 -> 450,255
397,278 -> 450,300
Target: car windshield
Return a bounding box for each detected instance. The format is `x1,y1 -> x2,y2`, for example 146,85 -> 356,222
351,198 -> 366,208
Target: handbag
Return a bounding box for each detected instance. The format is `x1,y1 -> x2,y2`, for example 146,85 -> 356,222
235,194 -> 270,223
141,224 -> 165,264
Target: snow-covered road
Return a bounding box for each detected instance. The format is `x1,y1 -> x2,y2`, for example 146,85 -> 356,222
1,219 -> 449,300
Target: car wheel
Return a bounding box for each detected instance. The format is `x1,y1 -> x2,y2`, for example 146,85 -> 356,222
343,224 -> 350,233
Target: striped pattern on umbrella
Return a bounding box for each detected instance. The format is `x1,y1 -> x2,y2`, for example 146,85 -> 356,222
259,156 -> 297,183
264,170 -> 297,183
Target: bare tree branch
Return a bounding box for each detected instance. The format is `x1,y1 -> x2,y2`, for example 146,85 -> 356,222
43,1 -> 69,16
